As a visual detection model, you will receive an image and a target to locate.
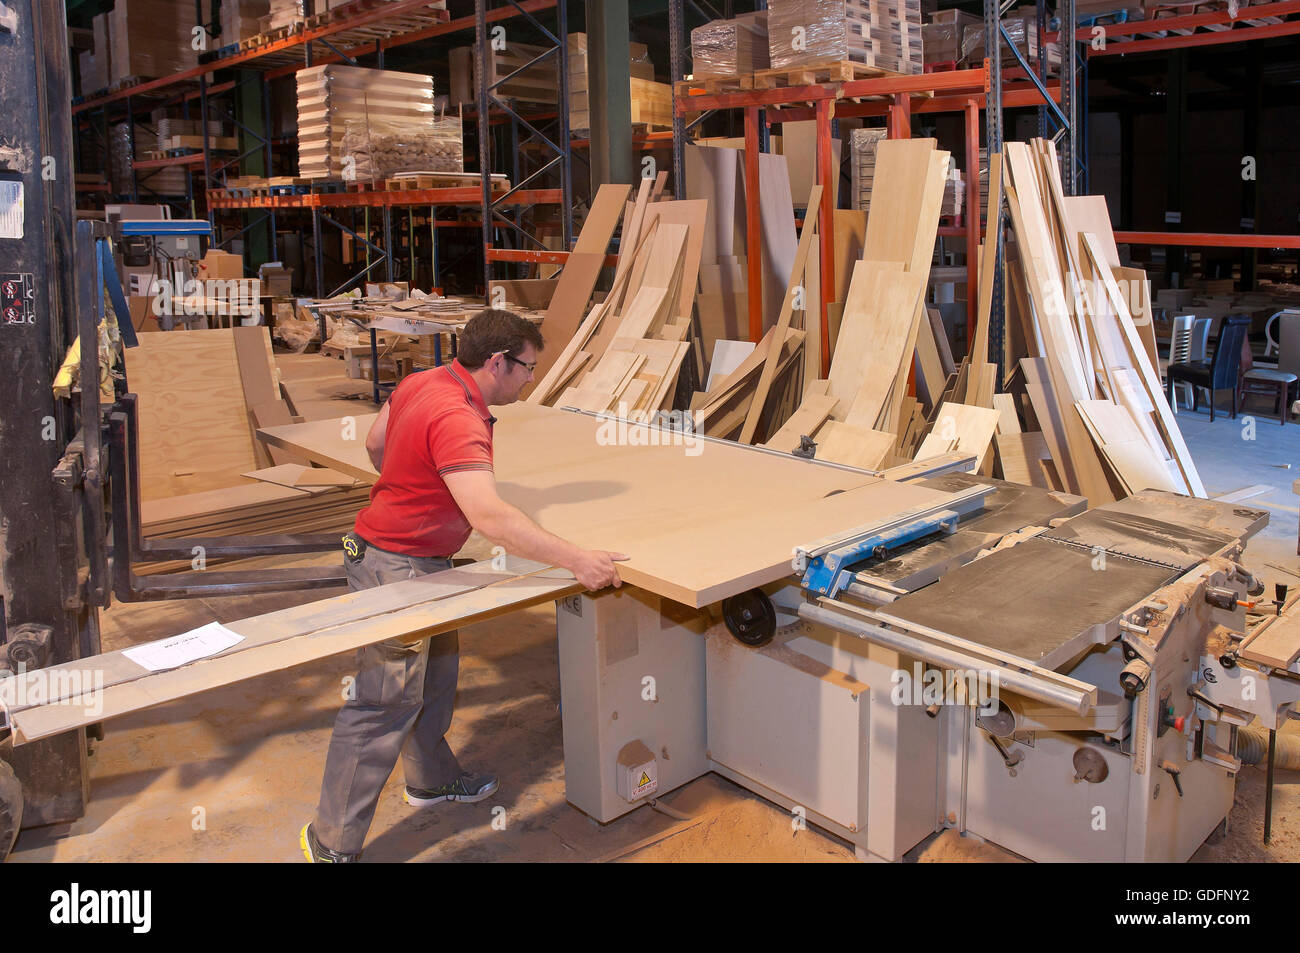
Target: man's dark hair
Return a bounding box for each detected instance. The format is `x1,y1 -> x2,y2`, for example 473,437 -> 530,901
457,309 -> 545,369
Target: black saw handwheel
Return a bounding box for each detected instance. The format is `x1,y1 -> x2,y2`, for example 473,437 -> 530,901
723,589 -> 777,647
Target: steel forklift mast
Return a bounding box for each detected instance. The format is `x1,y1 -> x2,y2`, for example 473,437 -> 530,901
0,0 -> 97,848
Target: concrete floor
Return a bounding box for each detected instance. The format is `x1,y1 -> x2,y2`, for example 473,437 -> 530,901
9,389 -> 1300,863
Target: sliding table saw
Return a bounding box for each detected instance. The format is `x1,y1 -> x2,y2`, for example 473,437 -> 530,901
3,406 -> 1298,863
555,481 -> 1300,863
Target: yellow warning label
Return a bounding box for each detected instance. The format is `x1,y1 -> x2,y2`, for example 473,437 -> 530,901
638,771 -> 652,788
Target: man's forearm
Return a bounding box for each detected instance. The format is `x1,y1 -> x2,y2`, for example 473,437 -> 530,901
473,502 -> 582,569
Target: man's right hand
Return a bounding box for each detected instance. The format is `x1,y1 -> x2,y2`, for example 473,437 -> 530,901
568,549 -> 628,591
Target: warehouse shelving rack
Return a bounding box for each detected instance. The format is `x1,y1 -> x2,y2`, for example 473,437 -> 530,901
70,0 -> 573,299
668,0 -> 1298,376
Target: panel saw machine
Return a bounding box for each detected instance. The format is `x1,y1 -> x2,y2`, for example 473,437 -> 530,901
557,476 -> 1300,863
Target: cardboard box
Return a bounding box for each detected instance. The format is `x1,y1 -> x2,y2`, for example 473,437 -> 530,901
199,250 -> 246,280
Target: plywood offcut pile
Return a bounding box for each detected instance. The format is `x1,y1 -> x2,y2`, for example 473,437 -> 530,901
527,178 -> 700,416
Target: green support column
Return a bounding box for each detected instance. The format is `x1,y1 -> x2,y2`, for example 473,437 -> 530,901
1164,51 -> 1186,287
1241,57 -> 1261,292
237,69 -> 271,269
588,0 -> 634,190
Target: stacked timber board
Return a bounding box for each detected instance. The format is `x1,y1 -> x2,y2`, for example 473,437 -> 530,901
767,0 -> 924,75
221,0 -> 271,43
107,0 -> 200,85
849,128 -> 887,214
448,43 -> 558,107
568,33 -> 661,134
296,65 -> 436,179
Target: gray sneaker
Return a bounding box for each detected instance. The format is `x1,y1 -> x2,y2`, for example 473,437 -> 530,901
403,772 -> 500,807
300,822 -> 361,863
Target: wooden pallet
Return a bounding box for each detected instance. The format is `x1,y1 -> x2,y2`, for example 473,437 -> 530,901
675,73 -> 758,96
383,173 -> 508,191
751,60 -> 902,89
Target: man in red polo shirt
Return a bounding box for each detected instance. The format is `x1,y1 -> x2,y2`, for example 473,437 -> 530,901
302,309 -> 625,862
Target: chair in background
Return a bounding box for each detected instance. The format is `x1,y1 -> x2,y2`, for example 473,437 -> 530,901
1166,315 -> 1252,422
1189,316 -> 1212,362
1262,309 -> 1300,360
1164,314 -> 1194,413
1242,311 -> 1300,425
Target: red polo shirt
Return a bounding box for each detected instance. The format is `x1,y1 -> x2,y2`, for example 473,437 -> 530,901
354,359 -> 495,557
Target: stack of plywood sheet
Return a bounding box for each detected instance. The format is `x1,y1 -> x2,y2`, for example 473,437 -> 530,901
849,128 -> 887,213
994,138 -> 1204,501
107,0 -> 199,84
296,65 -> 436,179
764,138 -> 948,470
221,0 -> 271,43
690,12 -> 770,78
260,0 -> 304,32
568,33 -> 659,134
448,43 -> 559,107
123,328 -> 370,568
767,0 -> 924,75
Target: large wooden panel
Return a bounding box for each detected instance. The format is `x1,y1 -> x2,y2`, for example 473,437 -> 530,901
262,403 -> 959,608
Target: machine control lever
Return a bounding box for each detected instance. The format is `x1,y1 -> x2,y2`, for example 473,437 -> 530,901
985,731 -> 1024,773
1160,760 -> 1184,797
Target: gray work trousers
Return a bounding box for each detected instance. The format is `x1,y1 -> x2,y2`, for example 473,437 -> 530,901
313,545 -> 462,855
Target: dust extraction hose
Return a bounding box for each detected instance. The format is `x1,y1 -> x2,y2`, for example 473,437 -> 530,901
1237,727 -> 1300,769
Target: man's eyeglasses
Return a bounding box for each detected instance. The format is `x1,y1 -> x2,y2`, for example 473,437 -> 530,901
502,353 -> 536,374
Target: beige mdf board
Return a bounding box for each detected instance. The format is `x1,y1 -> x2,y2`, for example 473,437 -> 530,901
915,402 -> 1000,471
739,184 -> 822,445
995,432 -> 1051,488
1062,194 -> 1120,267
125,328 -> 266,501
781,120 -> 841,210
489,402 -> 956,608
612,282 -> 673,343
1021,356 -> 1081,496
832,209 -> 868,306
1081,232 -> 1205,497
258,414 -> 380,483
573,182 -> 633,255
611,177 -> 654,297
525,252 -> 608,399
1114,265 -> 1159,372
969,151 -> 1003,383
878,149 -> 951,434
928,308 -> 956,376
803,239 -> 822,388
3,557 -> 581,745
685,143 -> 744,263
1240,613 -> 1300,669
827,261 -> 910,418
839,268 -> 927,430
762,393 -> 840,452
1075,399 -> 1180,495
641,199 -> 709,323
813,420 -> 895,471
529,220 -> 663,404
758,151 -> 799,329
913,311 -> 947,411
861,138 -> 938,265
993,393 -> 1021,434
